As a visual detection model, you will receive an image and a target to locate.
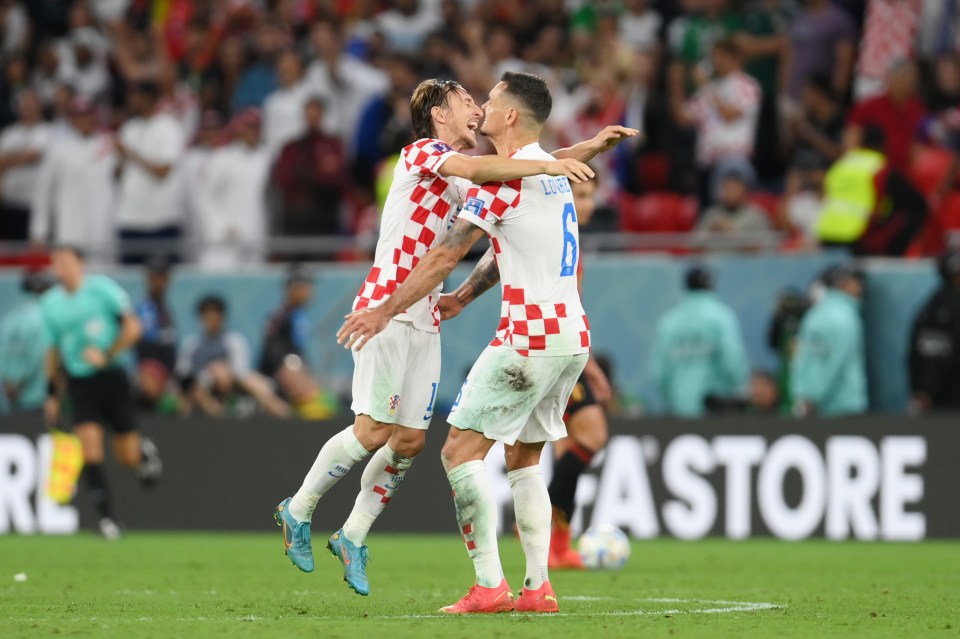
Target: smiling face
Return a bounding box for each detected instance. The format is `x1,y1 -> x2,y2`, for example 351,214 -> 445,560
478,81 -> 510,140
437,87 -> 483,150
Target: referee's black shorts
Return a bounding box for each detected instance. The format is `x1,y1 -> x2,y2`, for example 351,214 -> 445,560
564,372 -> 597,421
67,368 -> 138,434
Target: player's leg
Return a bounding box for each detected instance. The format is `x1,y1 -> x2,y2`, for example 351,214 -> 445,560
511,353 -> 588,612
107,368 -> 163,487
75,421 -> 121,539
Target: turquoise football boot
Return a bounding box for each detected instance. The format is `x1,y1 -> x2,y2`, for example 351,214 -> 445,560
274,498 -> 314,573
327,529 -> 370,596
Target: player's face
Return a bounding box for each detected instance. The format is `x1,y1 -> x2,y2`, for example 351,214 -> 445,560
572,180 -> 597,226
51,250 -> 83,287
445,88 -> 483,149
478,82 -> 509,139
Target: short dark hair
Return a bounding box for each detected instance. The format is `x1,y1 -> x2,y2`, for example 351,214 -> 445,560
410,79 -> 465,140
500,71 -> 552,124
197,295 -> 227,315
52,244 -> 85,261
685,266 -> 714,291
862,125 -> 886,152
712,37 -> 740,58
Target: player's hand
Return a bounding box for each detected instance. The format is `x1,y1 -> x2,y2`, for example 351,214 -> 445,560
438,294 -> 465,321
44,397 -> 60,428
546,158 -> 594,183
83,346 -> 108,368
337,308 -> 390,351
583,358 -> 612,403
590,126 -> 641,154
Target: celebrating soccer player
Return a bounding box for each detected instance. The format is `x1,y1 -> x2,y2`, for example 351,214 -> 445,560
274,76 -> 632,597
339,72 -> 612,613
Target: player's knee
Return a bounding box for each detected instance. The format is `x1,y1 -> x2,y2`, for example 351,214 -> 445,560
389,428 -> 425,458
355,419 -> 391,451
504,443 -> 543,472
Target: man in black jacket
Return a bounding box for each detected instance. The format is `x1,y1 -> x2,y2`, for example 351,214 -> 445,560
909,250 -> 960,412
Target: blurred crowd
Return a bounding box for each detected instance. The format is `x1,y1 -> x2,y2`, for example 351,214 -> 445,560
0,0 -> 958,265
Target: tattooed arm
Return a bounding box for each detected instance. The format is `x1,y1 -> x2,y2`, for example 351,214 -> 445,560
337,218 -> 487,350
438,246 -> 500,321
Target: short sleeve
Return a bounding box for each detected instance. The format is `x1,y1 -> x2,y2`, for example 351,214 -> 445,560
149,117 -> 186,164
96,277 -> 133,315
460,180 -> 523,232
401,139 -> 458,177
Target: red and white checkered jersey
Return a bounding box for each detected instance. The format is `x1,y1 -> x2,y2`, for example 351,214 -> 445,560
856,0 -> 921,81
460,142 -> 590,357
353,138 -> 469,332
687,70 -> 761,166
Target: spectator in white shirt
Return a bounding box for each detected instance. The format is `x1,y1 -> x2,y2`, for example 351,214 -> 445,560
305,20 -> 389,153
56,20 -> 111,100
375,0 -> 442,55
0,90 -> 51,241
176,110 -> 224,263
262,49 -> 311,158
31,96 -> 117,263
196,108 -> 270,270
114,80 -> 187,263
619,0 -> 663,54
674,38 -> 762,206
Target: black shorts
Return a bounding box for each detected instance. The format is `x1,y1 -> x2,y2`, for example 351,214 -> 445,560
67,368 -> 138,434
564,373 -> 597,421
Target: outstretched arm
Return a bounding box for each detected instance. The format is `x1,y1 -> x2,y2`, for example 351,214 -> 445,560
439,245 -> 500,320
552,125 -> 641,163
439,154 -> 593,184
337,218 -> 488,350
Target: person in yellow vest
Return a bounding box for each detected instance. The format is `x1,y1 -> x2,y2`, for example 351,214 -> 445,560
817,125 -> 927,255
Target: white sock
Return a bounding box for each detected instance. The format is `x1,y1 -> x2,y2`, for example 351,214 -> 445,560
342,445 -> 414,546
447,460 -> 504,588
288,426 -> 370,522
509,465 -> 551,590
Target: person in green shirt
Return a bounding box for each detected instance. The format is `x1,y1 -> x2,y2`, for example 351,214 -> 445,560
41,245 -> 163,540
0,271 -> 53,413
790,265 -> 868,417
651,266 -> 751,417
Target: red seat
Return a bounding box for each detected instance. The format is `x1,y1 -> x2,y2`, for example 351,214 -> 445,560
619,192 -> 698,233
911,146 -> 954,197
635,153 -> 671,192
749,192 -> 782,228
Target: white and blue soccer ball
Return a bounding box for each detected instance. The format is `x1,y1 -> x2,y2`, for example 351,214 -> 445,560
577,524 -> 631,570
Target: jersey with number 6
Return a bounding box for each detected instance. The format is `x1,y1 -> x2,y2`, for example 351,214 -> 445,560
459,142 -> 590,357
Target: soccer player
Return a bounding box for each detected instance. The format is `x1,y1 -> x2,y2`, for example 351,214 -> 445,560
275,76 -> 631,596
41,245 -> 163,539
339,72 -> 593,614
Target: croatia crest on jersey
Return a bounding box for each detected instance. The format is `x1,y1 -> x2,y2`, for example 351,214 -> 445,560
388,394 -> 401,416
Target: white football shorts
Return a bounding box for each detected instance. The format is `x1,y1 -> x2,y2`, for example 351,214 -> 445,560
448,346 -> 588,445
350,319 -> 441,429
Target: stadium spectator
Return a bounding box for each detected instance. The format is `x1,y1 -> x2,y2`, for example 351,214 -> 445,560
263,49 -> 311,157
779,157 -> 825,245
176,110 -> 224,262
259,267 -> 338,420
908,249 -> 960,412
196,108 -> 269,269
115,80 -> 187,264
844,60 -> 926,174
667,0 -> 743,106
0,270 -> 52,414
270,97 -> 347,238
818,126 -> 928,256
650,266 -> 751,417
232,19 -> 284,113
749,370 -> 780,413
853,0 -> 923,102
134,256 -> 179,414
916,0 -> 960,64
0,0 -> 28,56
791,264 -> 868,417
175,294 -> 290,418
304,20 -> 389,152
786,74 -> 845,172
375,0 -> 442,55
782,0 -> 857,105
619,0 -> 663,54
56,4 -> 111,99
31,96 -> 116,263
694,168 -> 771,249
674,38 -> 762,205
0,90 -> 50,241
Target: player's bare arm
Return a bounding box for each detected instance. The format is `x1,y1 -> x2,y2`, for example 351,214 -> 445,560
438,246 -> 501,321
439,154 -> 594,184
337,218 -> 487,351
84,313 -> 143,367
552,125 -> 641,163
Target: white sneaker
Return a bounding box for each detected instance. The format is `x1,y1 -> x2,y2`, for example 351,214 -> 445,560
98,517 -> 123,541
137,436 -> 163,487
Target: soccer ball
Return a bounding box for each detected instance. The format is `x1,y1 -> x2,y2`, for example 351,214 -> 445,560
577,524 -> 630,570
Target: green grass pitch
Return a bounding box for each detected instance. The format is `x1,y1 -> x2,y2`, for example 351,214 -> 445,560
2,533 -> 958,638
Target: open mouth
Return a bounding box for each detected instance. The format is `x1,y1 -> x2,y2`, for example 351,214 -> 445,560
467,120 -> 480,131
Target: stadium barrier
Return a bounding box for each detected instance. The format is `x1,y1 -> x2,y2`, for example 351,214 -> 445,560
2,414 -> 957,540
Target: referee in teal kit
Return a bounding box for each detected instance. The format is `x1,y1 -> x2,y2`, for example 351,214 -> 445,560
41,245 -> 163,539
